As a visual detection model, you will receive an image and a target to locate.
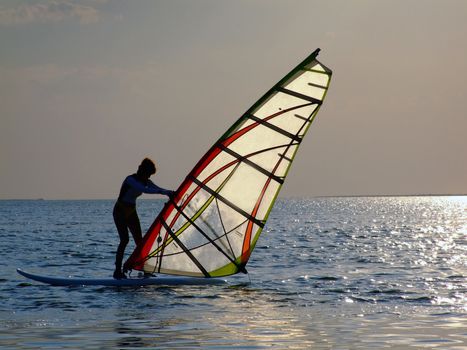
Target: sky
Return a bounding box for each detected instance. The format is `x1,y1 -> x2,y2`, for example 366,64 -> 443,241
1,0 -> 466,200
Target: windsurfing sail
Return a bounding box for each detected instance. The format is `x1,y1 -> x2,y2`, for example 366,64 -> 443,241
125,48 -> 332,277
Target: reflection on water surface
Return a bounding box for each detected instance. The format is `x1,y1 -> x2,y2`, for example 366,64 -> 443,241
0,197 -> 465,348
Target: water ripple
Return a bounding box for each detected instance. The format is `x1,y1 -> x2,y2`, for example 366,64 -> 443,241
1,197 -> 466,349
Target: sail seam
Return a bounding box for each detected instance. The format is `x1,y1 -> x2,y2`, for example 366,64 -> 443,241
190,175 -> 265,228
293,114 -> 309,122
215,197 -> 236,258
160,218 -> 211,277
278,153 -> 293,162
170,198 -> 247,273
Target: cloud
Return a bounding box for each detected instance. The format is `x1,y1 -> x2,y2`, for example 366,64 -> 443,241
0,0 -> 102,25
0,62 -> 165,100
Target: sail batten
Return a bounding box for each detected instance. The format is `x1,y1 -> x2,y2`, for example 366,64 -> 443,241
246,114 -> 303,143
218,143 -> 285,184
170,199 -> 245,271
276,87 -> 322,104
125,49 -> 332,277
308,82 -> 328,89
160,218 -> 211,277
190,175 -> 266,228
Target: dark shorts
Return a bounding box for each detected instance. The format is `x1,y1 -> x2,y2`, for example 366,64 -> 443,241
113,201 -> 142,245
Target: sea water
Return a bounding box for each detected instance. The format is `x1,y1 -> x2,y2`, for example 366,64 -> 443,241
0,197 -> 465,349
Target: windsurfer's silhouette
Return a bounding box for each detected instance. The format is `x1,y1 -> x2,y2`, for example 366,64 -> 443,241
113,158 -> 174,279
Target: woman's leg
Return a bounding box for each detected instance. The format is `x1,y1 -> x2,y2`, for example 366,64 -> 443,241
113,205 -> 130,278
127,210 -> 143,247
120,210 -> 142,274
127,211 -> 156,276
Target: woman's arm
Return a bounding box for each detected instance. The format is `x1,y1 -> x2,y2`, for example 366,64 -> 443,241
125,176 -> 171,195
146,179 -> 174,196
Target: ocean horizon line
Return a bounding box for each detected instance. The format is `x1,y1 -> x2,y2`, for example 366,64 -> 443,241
1,193 -> 466,201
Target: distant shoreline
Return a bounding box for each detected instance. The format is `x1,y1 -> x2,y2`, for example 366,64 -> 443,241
1,194 -> 466,201
313,194 -> 467,198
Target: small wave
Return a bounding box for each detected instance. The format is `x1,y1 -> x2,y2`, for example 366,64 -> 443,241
346,296 -> 377,303
368,289 -> 404,295
400,295 -> 434,303
312,276 -> 340,281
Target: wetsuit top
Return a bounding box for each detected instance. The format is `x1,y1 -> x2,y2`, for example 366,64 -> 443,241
117,174 -> 172,205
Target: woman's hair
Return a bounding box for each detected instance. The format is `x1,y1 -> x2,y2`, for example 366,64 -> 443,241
137,158 -> 156,175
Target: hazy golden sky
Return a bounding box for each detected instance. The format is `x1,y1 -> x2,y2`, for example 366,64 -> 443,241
1,0 -> 466,199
